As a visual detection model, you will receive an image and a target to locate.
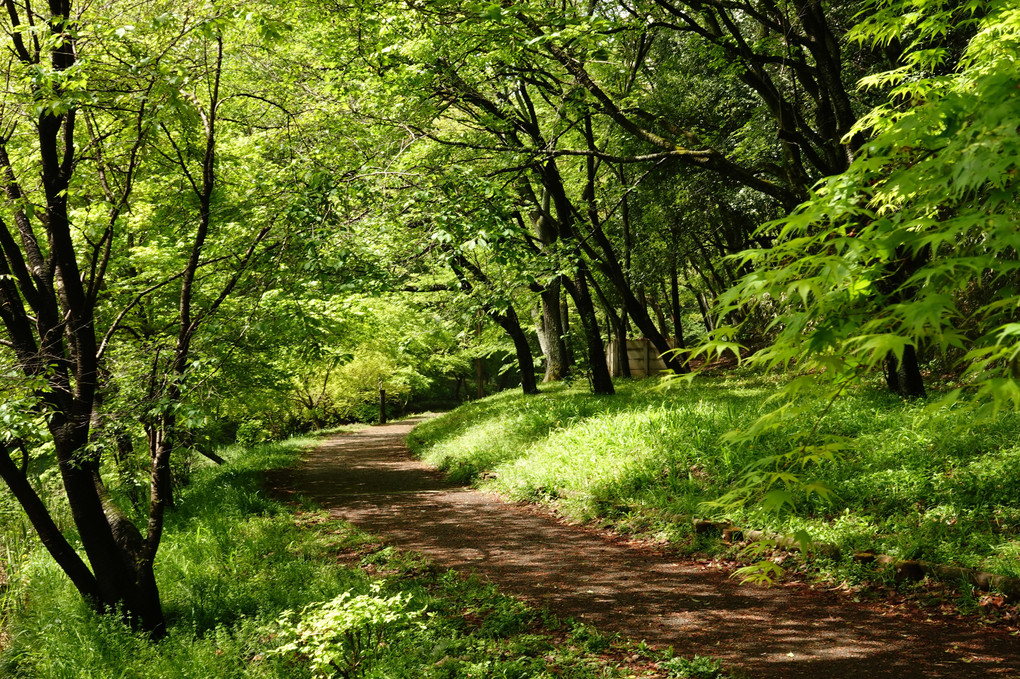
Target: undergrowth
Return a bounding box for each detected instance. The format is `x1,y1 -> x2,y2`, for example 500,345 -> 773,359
0,430 -> 728,678
406,377 -> 1020,589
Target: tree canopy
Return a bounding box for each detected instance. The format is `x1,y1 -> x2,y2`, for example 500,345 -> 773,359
1,0 -> 1018,633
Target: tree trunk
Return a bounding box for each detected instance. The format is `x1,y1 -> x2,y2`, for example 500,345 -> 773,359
537,281 -> 569,381
560,295 -> 573,370
877,245 -> 930,398
563,267 -> 614,395
696,290 -> 716,333
649,293 -> 670,342
884,346 -> 926,399
447,255 -> 538,396
669,262 -> 687,352
590,273 -> 632,380
577,219 -> 687,375
503,305 -> 540,395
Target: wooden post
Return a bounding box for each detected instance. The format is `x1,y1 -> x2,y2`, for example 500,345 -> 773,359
476,357 -> 484,399
379,378 -> 387,424
643,339 -> 651,378
476,315 -> 484,399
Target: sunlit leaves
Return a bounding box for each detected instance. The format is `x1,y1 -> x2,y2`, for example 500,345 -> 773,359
704,1 -> 1020,411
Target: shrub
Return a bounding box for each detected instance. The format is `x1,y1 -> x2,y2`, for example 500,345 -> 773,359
273,584 -> 424,678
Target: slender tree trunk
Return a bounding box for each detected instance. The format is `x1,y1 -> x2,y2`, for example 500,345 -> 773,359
650,294 -> 670,341
0,444 -> 100,601
537,281 -> 569,381
503,306 -> 539,395
563,267 -> 614,395
617,308 -> 632,378
560,296 -> 573,370
669,261 -> 687,352
696,290 -> 716,333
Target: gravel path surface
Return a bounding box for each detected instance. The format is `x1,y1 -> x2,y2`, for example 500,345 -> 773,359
278,417 -> 1020,678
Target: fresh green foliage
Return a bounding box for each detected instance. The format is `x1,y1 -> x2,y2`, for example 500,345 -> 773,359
4,0 -> 1018,653
274,585 -> 424,678
708,1 -> 1020,410
661,655 -> 725,679
656,0 -> 1020,583
409,378 -> 1020,582
216,293 -> 472,437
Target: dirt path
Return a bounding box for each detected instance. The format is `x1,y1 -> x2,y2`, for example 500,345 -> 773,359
279,418 -> 1020,678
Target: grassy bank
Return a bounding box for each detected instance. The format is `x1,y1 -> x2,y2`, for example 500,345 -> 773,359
0,431 -> 729,679
406,377 -> 1020,587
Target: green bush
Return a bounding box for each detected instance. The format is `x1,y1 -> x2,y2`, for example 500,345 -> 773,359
273,584 -> 424,678
236,420 -> 271,448
661,655 -> 724,679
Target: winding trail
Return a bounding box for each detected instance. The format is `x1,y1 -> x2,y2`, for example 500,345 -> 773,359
279,417 -> 1019,678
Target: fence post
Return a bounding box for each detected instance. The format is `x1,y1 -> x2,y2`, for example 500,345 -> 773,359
475,315 -> 484,399
379,378 -> 387,424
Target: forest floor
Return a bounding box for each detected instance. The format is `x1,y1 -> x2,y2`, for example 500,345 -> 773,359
276,416 -> 1020,679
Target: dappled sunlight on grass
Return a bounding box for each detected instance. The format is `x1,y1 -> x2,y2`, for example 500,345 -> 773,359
408,376 -> 1020,580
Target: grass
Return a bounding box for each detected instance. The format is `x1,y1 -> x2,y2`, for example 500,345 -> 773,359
406,376 -> 1020,587
0,428 -> 733,678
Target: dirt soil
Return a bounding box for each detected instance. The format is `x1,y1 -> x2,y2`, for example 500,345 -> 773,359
274,417 -> 1020,679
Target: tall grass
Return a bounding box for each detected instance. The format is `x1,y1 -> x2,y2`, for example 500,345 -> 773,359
407,377 -> 1020,580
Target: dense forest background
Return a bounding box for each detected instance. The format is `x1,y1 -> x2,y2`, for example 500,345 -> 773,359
1,0 -> 1019,649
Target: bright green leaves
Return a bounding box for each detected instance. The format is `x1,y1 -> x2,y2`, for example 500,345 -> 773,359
705,0 -> 1020,410
701,431 -> 845,519
732,558 -> 786,586
273,583 -> 425,679
11,19 -> 94,117
849,0 -> 986,71
472,2 -> 508,22
688,1 -> 1020,585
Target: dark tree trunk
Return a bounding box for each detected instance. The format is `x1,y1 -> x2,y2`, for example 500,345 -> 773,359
884,346 -> 926,399
560,296 -> 573,370
877,245 -> 930,398
883,354 -> 900,394
669,262 -> 687,352
447,255 -> 539,396
0,443 -> 101,602
504,306 -> 540,395
563,266 -> 614,395
617,309 -> 632,378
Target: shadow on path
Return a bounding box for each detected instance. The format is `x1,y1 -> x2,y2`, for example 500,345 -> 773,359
280,418 -> 1019,679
